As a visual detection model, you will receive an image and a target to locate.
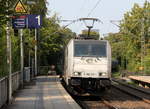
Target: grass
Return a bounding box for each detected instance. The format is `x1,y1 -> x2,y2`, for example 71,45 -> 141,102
112,72 -> 121,78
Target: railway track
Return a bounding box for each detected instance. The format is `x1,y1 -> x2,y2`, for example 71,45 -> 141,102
77,96 -> 119,109
62,78 -> 150,108
112,78 -> 150,104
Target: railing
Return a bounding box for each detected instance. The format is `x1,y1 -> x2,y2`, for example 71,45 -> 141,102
0,77 -> 7,108
0,72 -> 20,108
12,72 -> 20,92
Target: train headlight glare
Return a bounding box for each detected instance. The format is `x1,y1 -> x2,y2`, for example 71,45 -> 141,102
102,73 -> 106,76
74,72 -> 81,76
99,72 -> 107,76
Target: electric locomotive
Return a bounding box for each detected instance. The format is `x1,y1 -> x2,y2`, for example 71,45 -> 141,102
63,38 -> 111,94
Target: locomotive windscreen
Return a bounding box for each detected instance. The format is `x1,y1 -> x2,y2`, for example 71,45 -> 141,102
74,41 -> 107,57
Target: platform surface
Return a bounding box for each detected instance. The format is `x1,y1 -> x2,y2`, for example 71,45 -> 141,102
3,76 -> 81,109
129,76 -> 150,84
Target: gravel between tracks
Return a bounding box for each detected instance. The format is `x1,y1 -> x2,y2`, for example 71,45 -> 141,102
103,87 -> 150,109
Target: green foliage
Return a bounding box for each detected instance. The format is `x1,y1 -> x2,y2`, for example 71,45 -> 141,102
0,26 -> 7,77
0,0 -> 75,77
81,30 -> 100,39
112,72 -> 122,78
39,15 -> 75,65
11,34 -> 20,72
106,1 -> 150,75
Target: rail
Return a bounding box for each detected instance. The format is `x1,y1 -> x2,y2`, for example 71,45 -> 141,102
112,79 -> 150,104
0,72 -> 20,108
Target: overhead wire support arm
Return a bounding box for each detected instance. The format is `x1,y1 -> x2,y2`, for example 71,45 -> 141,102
110,20 -> 121,28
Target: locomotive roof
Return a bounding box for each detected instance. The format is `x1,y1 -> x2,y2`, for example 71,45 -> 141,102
73,39 -> 108,42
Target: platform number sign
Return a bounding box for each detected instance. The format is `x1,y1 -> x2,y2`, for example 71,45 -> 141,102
36,15 -> 41,26
27,15 -> 42,29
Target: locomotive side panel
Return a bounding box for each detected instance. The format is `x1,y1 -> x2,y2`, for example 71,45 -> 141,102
107,41 -> 112,78
64,39 -> 74,85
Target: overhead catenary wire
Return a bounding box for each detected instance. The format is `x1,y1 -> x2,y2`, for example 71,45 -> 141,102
76,0 -> 88,34
87,0 -> 102,17
41,19 -> 78,41
84,0 -> 103,36
55,0 -> 103,35
77,0 -> 103,33
78,0 -> 87,16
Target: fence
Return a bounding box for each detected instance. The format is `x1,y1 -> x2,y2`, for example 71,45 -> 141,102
0,72 -> 20,108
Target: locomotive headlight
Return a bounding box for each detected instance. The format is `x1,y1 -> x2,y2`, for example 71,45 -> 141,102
99,72 -> 107,76
102,73 -> 107,76
73,72 -> 81,76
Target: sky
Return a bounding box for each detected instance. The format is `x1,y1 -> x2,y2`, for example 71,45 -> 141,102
46,0 -> 149,36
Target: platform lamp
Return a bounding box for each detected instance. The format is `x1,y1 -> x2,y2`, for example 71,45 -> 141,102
79,18 -> 102,37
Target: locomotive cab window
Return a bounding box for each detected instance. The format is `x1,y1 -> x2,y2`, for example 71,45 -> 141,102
74,41 -> 107,57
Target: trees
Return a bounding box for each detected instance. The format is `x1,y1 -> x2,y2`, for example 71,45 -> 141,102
0,0 -> 75,77
39,15 -> 75,65
106,1 -> 150,75
80,29 -> 100,39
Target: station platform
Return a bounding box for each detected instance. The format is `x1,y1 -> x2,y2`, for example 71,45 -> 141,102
128,76 -> 150,88
3,76 -> 81,109
129,76 -> 150,84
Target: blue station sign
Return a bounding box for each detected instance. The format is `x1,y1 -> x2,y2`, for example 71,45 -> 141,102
27,15 -> 42,29
12,15 -> 42,29
12,16 -> 27,29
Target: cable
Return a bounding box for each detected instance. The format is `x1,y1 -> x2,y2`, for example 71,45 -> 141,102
75,0 -> 87,34
78,0 -> 87,17
41,19 -> 78,42
87,0 -> 102,17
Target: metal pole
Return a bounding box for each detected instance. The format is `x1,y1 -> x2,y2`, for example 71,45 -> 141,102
35,29 -> 37,76
6,0 -> 12,104
29,51 -> 30,67
6,12 -> 12,105
32,58 -> 34,78
20,29 -> 24,86
28,30 -> 31,75
141,18 -> 145,74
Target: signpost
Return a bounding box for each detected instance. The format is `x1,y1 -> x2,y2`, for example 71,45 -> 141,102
12,15 -> 42,77
12,0 -> 42,89
27,14 -> 42,76
14,0 -> 27,88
